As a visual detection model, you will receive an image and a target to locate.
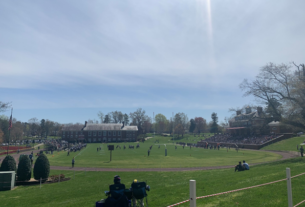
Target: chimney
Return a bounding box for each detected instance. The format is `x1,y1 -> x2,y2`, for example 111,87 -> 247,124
236,110 -> 241,116
82,121 -> 87,131
121,121 -> 125,129
257,107 -> 263,114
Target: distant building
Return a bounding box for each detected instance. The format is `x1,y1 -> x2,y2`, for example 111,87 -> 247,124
268,121 -> 292,134
61,121 -> 138,143
227,107 -> 266,135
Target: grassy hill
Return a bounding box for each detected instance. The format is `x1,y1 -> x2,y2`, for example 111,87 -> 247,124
262,136 -> 305,152
2,158 -> 305,206
45,141 -> 280,168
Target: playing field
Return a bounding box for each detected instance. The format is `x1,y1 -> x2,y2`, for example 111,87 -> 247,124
45,137 -> 281,169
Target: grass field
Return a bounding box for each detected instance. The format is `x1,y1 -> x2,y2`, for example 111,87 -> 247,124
2,158 -> 305,207
262,136 -> 305,152
45,138 -> 281,168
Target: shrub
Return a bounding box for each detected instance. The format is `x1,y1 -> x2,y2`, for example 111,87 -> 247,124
0,155 -> 16,172
17,155 -> 31,181
49,174 -> 65,182
33,154 -> 50,181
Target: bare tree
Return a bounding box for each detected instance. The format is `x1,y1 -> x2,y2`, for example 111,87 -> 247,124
240,62 -> 305,130
28,117 -> 40,136
97,111 -> 104,123
194,117 -> 207,134
0,101 -> 11,112
129,108 -> 149,134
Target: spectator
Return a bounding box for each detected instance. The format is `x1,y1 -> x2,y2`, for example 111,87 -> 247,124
114,175 -> 121,184
72,157 -> 75,168
300,146 -> 304,157
235,161 -> 244,172
243,160 -> 250,170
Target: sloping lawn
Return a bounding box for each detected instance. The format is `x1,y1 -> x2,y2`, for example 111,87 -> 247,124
1,158 -> 305,207
262,136 -> 305,152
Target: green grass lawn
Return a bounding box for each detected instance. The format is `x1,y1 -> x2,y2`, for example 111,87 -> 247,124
45,140 -> 281,168
262,136 -> 305,152
2,158 -> 305,207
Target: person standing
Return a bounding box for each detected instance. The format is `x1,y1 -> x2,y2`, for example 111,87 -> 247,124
72,157 -> 75,168
300,146 -> 304,157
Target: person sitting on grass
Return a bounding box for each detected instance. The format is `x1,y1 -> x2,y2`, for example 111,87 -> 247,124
243,160 -> 250,170
235,161 -> 244,172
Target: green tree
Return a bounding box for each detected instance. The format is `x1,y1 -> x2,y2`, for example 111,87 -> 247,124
189,119 -> 196,133
210,112 -> 219,133
0,155 -> 16,172
123,113 -> 129,125
0,115 -> 9,143
33,154 -> 50,181
103,115 -> 111,123
155,114 -> 168,134
17,155 -> 31,181
40,119 -> 45,137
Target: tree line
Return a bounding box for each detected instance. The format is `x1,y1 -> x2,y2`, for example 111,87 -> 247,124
0,113 -> 62,143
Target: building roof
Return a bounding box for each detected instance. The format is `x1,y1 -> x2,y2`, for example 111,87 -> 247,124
268,121 -> 281,126
62,124 -> 83,131
83,123 -> 138,131
63,123 -> 138,131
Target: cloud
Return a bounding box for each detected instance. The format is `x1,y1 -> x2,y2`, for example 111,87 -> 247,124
0,0 -> 305,117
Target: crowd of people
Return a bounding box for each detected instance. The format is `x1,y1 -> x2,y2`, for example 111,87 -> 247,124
203,134 -> 278,145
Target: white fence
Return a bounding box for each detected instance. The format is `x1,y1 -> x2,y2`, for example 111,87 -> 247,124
167,168 -> 305,207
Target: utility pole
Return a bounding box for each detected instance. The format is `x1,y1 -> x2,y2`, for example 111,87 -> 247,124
153,112 -> 155,139
172,112 -> 175,141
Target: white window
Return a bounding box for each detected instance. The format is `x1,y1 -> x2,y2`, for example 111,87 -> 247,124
113,131 -> 116,136
93,131 -> 96,136
98,131 -> 101,136
108,131 -> 111,136
118,131 -> 121,136
88,131 -> 92,136
103,131 -> 106,136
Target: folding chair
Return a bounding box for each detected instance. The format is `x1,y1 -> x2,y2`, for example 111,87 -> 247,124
131,182 -> 148,207
104,184 -> 129,207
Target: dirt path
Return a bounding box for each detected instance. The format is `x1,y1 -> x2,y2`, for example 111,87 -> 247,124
49,150 -> 297,172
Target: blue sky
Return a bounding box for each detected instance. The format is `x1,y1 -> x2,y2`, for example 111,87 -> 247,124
1,0 -> 305,124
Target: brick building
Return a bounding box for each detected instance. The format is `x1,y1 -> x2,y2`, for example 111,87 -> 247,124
227,107 -> 266,135
61,121 -> 138,143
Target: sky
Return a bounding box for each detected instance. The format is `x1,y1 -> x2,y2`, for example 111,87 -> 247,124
1,0 -> 305,124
